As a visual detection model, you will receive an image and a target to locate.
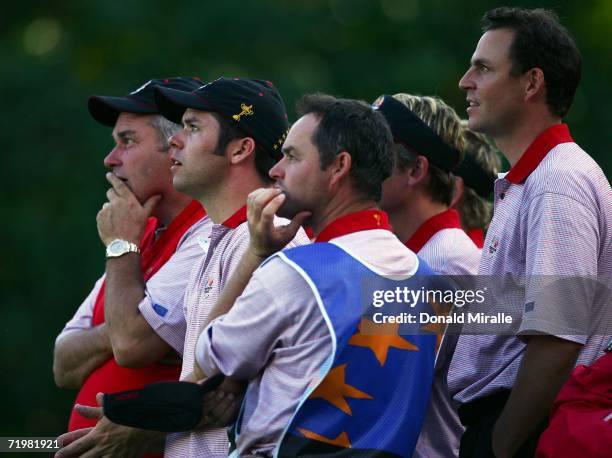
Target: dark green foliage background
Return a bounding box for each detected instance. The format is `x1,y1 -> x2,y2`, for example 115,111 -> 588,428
1,0 -> 610,439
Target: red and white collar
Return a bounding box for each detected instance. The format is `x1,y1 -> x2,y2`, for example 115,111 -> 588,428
405,208 -> 462,253
315,209 -> 393,243
506,124 -> 573,184
221,205 -> 247,229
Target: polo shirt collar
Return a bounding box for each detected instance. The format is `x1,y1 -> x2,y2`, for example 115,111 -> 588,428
405,208 -> 462,253
315,209 -> 393,243
505,123 -> 573,184
221,205 -> 247,229
466,228 -> 484,249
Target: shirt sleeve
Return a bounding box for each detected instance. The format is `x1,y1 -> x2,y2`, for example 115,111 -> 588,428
56,276 -> 105,343
518,192 -> 600,343
195,257 -> 328,379
138,220 -> 211,354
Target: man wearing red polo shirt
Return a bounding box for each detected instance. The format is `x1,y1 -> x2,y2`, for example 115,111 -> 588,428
449,7 -> 612,458
53,77 -> 210,456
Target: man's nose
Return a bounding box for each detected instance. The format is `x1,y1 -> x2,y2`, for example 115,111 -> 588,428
103,146 -> 122,169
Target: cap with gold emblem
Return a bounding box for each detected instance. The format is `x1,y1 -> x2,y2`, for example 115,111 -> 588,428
155,76 -> 289,159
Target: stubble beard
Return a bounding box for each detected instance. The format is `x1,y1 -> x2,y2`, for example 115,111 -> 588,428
276,190 -> 311,222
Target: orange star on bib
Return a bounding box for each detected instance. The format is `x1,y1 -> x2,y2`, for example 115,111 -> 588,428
297,428 -> 352,448
309,364 -> 373,415
348,318 -> 419,366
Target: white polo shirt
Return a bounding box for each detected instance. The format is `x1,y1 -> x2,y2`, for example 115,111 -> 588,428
406,208 -> 481,458
448,123 -> 612,405
165,206 -> 310,458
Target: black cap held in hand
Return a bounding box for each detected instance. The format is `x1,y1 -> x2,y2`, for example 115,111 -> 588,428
103,374 -> 225,432
155,76 -> 290,158
88,77 -> 203,126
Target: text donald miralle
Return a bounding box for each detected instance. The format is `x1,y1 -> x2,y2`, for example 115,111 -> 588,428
370,286 -> 513,325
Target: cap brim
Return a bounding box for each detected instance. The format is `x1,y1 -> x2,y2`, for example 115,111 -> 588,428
155,86 -> 212,124
88,95 -> 158,126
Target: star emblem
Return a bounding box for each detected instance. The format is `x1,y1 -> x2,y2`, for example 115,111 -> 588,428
420,301 -> 452,351
348,318 -> 419,366
309,364 -> 373,415
297,428 -> 352,448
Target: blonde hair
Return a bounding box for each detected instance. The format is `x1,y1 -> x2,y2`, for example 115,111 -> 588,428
459,121 -> 502,231
391,94 -> 465,205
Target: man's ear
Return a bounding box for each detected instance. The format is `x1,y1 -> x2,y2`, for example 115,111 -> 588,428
329,151 -> 353,186
524,67 -> 546,103
406,156 -> 429,186
228,137 -> 256,165
451,175 -> 465,207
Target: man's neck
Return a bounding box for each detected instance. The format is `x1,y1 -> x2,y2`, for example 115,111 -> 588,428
388,193 -> 449,244
198,173 -> 269,224
493,112 -> 563,167
310,187 -> 378,236
154,192 -> 193,227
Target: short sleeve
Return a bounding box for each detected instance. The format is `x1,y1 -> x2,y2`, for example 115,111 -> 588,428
56,276 -> 104,343
519,192 -> 599,342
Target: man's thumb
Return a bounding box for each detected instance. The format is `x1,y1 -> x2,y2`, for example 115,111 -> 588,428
288,211 -> 311,234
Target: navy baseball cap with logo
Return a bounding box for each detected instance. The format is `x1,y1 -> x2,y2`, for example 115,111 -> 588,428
155,76 -> 289,157
372,94 -> 462,172
88,77 -> 203,127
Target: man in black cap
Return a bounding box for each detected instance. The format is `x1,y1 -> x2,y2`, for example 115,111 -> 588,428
374,93 -> 480,275
374,93 -> 481,458
53,77 -> 211,456
152,76 -> 309,457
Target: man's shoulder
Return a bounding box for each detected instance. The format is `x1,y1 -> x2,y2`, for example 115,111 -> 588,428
422,229 -> 481,275
176,215 -> 213,249
526,142 -> 608,200
255,254 -> 314,294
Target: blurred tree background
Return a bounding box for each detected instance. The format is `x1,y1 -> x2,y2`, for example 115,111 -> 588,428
1,0 -> 610,442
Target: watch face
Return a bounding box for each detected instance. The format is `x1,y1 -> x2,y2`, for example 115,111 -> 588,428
108,240 -> 127,256
106,239 -> 138,258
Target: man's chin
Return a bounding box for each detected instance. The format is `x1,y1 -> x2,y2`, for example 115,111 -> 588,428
276,199 -> 308,221
172,177 -> 189,195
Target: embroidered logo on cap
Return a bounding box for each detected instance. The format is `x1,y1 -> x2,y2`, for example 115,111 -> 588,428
232,103 -> 254,121
372,95 -> 385,109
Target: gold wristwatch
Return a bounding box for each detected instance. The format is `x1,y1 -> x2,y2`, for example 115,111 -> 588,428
105,239 -> 140,258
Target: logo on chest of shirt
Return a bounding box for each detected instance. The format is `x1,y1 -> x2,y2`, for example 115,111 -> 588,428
487,235 -> 500,257
203,277 -> 214,296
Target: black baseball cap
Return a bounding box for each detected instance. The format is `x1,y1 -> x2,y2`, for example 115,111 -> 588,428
372,94 -> 462,173
103,374 -> 225,432
455,151 -> 497,197
155,76 -> 289,157
88,77 -> 203,126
